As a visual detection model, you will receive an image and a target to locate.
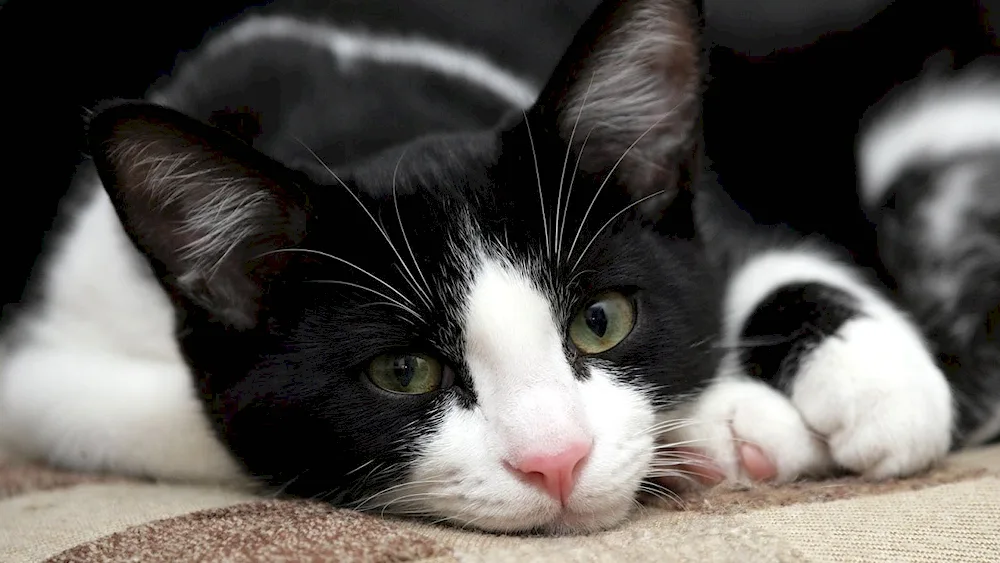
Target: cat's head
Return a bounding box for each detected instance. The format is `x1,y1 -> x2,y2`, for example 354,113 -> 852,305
87,0 -> 718,534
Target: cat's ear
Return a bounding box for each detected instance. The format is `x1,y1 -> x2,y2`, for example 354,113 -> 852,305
527,0 -> 703,213
87,101 -> 310,329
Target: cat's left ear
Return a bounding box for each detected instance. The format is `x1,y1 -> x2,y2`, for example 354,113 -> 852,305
525,0 -> 703,214
87,101 -> 311,330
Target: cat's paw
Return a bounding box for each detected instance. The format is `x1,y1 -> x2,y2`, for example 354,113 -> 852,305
788,315 -> 954,479
662,377 -> 832,486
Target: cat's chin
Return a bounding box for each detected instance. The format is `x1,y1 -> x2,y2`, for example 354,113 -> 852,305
538,505 -> 636,536
426,497 -> 637,536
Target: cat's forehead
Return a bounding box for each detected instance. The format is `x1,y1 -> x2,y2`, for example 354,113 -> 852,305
345,130 -> 501,197
425,220 -> 566,357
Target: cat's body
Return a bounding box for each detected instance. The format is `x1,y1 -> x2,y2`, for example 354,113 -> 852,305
0,0 -> 997,535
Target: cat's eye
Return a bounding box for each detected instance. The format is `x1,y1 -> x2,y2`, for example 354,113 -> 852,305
569,292 -> 636,354
367,353 -> 447,395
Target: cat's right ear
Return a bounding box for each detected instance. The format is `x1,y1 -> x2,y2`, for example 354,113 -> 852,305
519,0 -> 705,223
87,101 -> 310,329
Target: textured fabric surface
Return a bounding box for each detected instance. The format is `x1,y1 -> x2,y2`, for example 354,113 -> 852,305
47,501 -> 451,563
0,483 -> 259,563
735,478 -> 1000,563
1,445 -> 999,562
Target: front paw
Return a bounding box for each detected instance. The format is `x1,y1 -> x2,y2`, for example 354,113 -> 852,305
659,377 -> 832,487
789,315 -> 954,479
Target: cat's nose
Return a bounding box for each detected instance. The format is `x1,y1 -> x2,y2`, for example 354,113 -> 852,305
506,441 -> 592,505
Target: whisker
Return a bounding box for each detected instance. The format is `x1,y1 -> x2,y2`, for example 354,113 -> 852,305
357,462 -> 389,491
381,493 -> 457,518
350,479 -> 452,512
650,438 -> 712,450
711,334 -> 805,350
646,471 -> 701,490
392,149 -> 435,306
637,482 -> 685,508
559,126 -> 595,265
257,247 -> 416,309
650,448 -> 711,457
305,280 -> 423,320
345,459 -> 377,477
554,72 -> 595,266
633,417 -> 706,437
522,110 -> 550,259
651,414 -> 830,445
268,470 -> 308,498
567,268 -> 596,289
646,468 -> 711,480
566,110 -> 674,267
648,459 -> 718,475
295,139 -> 431,309
650,454 -> 718,468
570,189 -> 667,272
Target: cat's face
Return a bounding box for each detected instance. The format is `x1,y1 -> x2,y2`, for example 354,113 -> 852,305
88,0 -> 716,533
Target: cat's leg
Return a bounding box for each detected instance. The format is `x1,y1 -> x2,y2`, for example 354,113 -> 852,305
663,245 -> 954,484
0,178 -> 243,483
0,340 -> 242,482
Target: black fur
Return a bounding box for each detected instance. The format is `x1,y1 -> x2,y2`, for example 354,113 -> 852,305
740,284 -> 861,391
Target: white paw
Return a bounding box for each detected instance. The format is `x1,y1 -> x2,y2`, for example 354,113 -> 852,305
789,315 -> 954,479
663,376 -> 831,485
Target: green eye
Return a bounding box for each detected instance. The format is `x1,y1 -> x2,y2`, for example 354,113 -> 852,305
569,292 -> 635,354
367,353 -> 445,395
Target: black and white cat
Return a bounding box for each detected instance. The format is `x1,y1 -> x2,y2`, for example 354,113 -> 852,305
0,0 -> 993,535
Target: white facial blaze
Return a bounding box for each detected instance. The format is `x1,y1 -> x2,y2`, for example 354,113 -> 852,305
463,259 -> 593,461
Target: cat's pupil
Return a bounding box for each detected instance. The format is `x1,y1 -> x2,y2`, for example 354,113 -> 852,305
394,357 -> 418,387
585,304 -> 609,337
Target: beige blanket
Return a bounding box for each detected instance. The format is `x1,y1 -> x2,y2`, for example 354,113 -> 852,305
3,446 -> 1000,562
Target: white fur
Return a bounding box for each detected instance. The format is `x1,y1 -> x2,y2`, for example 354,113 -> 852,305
153,14 -> 539,110
0,180 -> 244,483
407,255 -> 655,533
667,248 -> 953,483
463,259 -> 593,458
859,77 -> 1000,205
667,365 -> 830,484
790,313 -> 953,478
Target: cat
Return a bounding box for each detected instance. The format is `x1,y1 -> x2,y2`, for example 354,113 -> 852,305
0,0 -> 991,535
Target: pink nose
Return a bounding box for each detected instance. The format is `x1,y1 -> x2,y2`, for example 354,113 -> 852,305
506,442 -> 592,505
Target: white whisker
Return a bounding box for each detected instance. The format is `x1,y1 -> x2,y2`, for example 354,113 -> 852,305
257,247 -> 416,309
637,481 -> 685,507
633,417 -> 704,437
555,72 -> 595,266
522,110 -> 550,259
350,479 -> 451,512
566,111 -> 673,265
305,280 -> 423,320
392,149 -> 435,305
345,459 -> 377,477
571,189 -> 667,272
650,437 -> 711,450
295,139 -> 432,309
